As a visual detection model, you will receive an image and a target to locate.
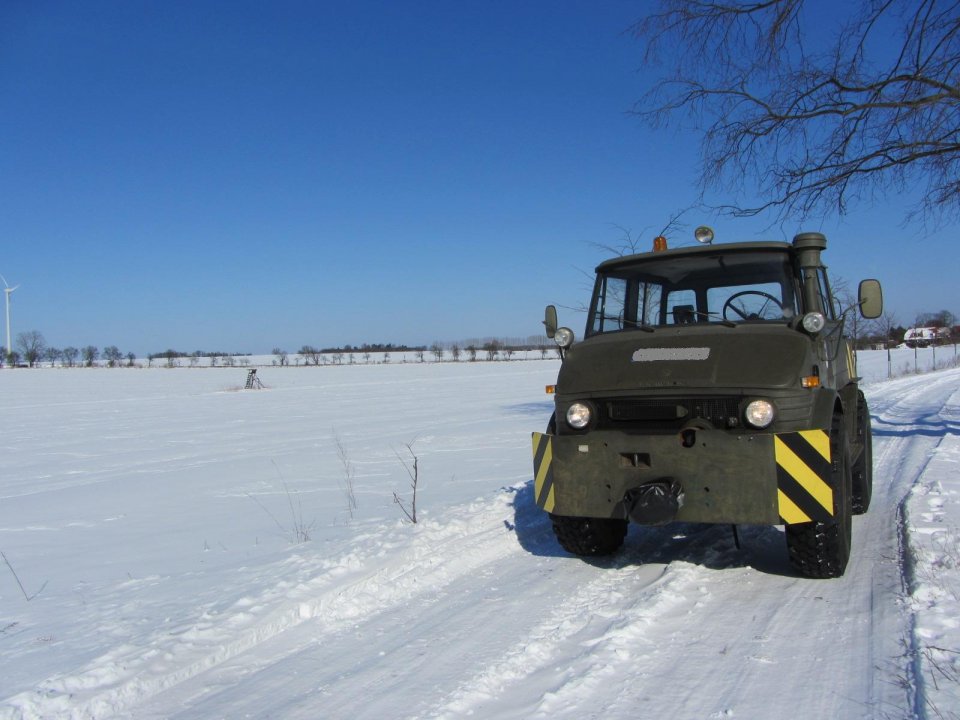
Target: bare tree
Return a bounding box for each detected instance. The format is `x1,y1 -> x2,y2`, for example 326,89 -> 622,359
81,345 -> 99,367
872,311 -> 901,346
431,342 -> 444,362
594,215 -> 689,256
634,0 -> 960,226
916,309 -> 957,327
62,346 -> 79,367
300,345 -> 322,366
16,331 -> 45,367
103,346 -> 123,368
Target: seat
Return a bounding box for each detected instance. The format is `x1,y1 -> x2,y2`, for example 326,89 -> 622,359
673,305 -> 696,324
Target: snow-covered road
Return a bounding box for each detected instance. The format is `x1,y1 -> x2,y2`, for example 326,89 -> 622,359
2,356 -> 958,719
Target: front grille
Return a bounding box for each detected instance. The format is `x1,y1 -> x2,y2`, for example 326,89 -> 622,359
603,397 -> 741,430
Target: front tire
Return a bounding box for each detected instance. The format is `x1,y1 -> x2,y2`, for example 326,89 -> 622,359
550,515 -> 628,557
785,412 -> 853,578
851,391 -> 873,515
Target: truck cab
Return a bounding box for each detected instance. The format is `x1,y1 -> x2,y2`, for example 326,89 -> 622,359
532,228 -> 882,578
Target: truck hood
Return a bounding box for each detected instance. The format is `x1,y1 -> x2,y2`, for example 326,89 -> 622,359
558,325 -> 812,396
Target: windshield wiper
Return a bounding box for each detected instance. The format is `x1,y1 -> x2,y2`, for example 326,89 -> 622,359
686,310 -> 737,328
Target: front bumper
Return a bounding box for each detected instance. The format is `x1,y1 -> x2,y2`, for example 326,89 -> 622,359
532,427 -> 834,526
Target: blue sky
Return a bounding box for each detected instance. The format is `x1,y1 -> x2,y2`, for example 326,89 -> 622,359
1,1 -> 956,356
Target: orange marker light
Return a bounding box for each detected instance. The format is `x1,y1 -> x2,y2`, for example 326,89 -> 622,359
653,236 -> 668,252
545,385 -> 556,394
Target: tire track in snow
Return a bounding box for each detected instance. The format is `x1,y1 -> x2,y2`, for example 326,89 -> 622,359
2,487 -> 550,720
121,510 -> 741,719
420,557 -> 709,719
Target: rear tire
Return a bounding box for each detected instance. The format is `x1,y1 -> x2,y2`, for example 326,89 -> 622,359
550,515 -> 628,557
785,412 -> 852,578
851,391 -> 873,515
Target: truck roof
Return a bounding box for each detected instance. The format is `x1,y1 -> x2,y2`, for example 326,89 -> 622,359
596,241 -> 794,273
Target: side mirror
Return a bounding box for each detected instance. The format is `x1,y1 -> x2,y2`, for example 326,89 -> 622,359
858,279 -> 883,319
544,305 -> 558,339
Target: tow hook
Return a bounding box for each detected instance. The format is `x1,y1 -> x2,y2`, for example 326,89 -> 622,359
624,478 -> 684,526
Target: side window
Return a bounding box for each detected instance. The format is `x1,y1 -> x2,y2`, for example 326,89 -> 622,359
817,268 -> 842,320
590,276 -> 628,334
801,267 -> 835,318
816,269 -> 835,319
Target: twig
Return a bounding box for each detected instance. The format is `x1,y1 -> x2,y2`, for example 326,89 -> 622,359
1,551 -> 47,602
273,461 -> 312,543
245,462 -> 314,544
393,441 -> 419,523
334,431 -> 358,520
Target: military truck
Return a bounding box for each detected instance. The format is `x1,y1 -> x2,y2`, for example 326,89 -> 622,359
532,228 -> 882,578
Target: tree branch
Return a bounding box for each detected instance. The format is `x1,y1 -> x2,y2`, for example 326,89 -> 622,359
632,0 -> 960,226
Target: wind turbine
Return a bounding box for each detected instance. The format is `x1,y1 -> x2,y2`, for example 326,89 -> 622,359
1,274 -> 19,360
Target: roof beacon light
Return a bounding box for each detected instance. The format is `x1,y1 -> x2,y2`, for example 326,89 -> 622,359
694,226 -> 714,244
653,236 -> 668,252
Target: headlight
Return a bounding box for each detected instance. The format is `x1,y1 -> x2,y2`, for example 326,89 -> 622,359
744,399 -> 775,429
554,327 -> 575,349
566,402 -> 592,429
801,312 -> 825,334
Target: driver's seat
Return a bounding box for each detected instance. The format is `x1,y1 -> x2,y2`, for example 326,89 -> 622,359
673,305 -> 696,324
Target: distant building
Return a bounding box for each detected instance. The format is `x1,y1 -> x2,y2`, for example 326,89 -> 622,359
903,326 -> 952,348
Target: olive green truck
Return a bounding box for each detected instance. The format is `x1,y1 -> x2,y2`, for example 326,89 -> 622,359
532,228 -> 882,578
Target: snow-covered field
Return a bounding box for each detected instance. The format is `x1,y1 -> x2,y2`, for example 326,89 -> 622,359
1,348 -> 958,719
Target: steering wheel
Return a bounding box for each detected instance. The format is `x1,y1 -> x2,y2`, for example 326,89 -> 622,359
722,290 -> 785,321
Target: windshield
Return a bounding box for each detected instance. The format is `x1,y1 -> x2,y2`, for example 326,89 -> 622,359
587,250 -> 800,336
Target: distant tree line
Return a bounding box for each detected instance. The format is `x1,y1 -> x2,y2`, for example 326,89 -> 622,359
281,336 -> 557,366
0,331 -> 134,368
3,332 -> 563,369
145,349 -> 252,367
0,333 -> 251,369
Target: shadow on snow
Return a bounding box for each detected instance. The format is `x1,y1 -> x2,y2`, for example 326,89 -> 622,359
872,414 -> 960,439
507,479 -> 798,578
503,401 -> 555,422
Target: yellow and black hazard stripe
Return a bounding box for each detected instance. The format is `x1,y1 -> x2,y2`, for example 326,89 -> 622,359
531,432 -> 556,513
775,430 -> 834,524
